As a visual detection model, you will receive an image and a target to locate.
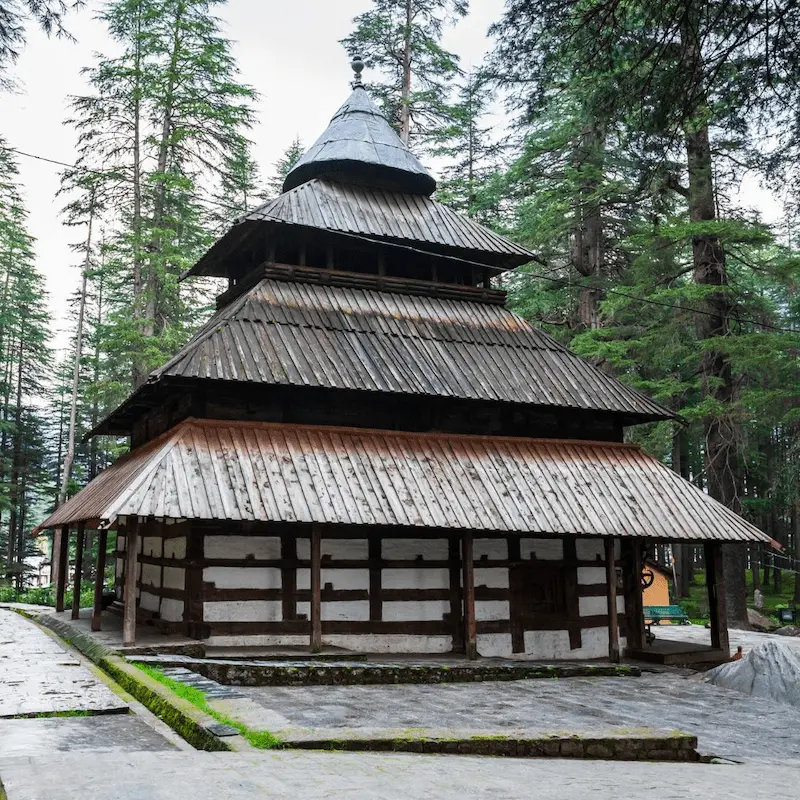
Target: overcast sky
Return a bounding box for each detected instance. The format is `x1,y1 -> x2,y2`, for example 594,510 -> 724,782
2,0 -> 781,355
3,0 -> 504,352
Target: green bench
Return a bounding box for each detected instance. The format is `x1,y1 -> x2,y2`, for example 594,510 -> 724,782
643,605 -> 691,644
644,605 -> 691,625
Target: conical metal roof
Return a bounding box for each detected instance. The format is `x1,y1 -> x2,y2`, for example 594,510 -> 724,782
282,86 -> 437,196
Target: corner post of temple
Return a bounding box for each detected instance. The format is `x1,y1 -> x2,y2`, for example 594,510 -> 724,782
604,537 -> 620,663
55,524 -> 70,612
462,532 -> 477,660
621,539 -> 645,652
92,528 -> 109,632
704,542 -> 730,655
71,522 -> 86,620
123,518 -> 140,647
310,523 -> 322,653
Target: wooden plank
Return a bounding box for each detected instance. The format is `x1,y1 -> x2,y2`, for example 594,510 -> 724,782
562,536 -> 582,649
310,524 -> 322,652
91,529 -> 108,632
184,526 -> 205,639
71,523 -> 85,620
448,535 -> 463,651
368,534 -> 382,621
604,537 -> 620,663
705,542 -> 730,654
122,519 -> 140,646
55,525 -> 69,613
281,534 -> 297,621
621,539 -> 645,651
462,532 -> 477,659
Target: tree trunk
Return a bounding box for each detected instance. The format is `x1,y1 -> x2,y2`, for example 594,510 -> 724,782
681,18 -> 747,627
793,500 -> 800,607
672,428 -> 692,597
58,194 -> 94,507
131,0 -> 146,388
570,122 -> 605,332
7,335 -> 24,588
399,0 -> 413,144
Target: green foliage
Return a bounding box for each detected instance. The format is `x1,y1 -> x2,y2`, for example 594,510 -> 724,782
0,580 -> 99,608
261,136 -> 304,201
341,0 -> 467,150
66,0 -> 257,392
135,664 -> 281,748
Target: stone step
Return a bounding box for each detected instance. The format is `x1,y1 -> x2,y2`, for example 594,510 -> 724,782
128,654 -> 640,687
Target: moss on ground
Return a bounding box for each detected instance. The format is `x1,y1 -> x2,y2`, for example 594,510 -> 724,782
134,664 -> 280,750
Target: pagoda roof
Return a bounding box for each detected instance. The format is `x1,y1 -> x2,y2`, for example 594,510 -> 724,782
282,86 -> 436,196
94,269 -> 672,434
36,418 -> 772,545
186,179 -> 534,279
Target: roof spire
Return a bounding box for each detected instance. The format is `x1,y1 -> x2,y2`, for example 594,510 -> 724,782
351,54 -> 365,88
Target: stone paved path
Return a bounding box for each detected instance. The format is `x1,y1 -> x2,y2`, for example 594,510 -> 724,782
0,715 -> 176,757
0,609 -> 128,717
1,749 -> 800,800
238,670 -> 800,761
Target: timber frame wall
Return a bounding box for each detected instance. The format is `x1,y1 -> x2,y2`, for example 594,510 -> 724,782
114,519 -> 630,659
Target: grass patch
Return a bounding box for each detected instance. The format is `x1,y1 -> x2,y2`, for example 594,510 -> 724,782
135,664 -> 280,749
678,571 -> 797,624
0,581 -> 101,609
6,709 -> 95,720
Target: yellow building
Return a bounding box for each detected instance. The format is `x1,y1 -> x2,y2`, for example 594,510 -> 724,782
642,560 -> 672,608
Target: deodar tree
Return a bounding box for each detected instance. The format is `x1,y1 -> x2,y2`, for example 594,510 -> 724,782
0,141 -> 52,589
341,0 -> 468,149
491,0 -> 800,624
68,0 -> 256,391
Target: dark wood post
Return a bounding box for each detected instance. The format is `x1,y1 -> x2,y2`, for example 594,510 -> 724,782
122,519 -> 140,647
91,529 -> 108,632
705,542 -> 730,655
462,532 -> 477,660
621,539 -> 645,651
604,537 -> 620,663
55,525 -> 70,612
310,524 -> 322,653
71,523 -> 86,620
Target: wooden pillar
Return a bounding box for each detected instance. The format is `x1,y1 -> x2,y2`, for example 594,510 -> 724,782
604,537 -> 620,663
368,534 -> 382,622
448,535 -> 464,652
621,539 -> 645,651
55,525 -> 69,612
310,524 -> 322,653
71,523 -> 86,620
91,529 -> 108,632
122,519 -> 140,647
705,542 -> 730,655
462,532 -> 477,660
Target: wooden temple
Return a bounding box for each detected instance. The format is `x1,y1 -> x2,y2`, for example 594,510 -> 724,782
37,59 -> 772,662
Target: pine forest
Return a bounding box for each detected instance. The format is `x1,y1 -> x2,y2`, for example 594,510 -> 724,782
0,0 -> 798,625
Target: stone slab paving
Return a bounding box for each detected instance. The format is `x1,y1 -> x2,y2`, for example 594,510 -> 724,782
656,623 -> 800,654
2,749 -> 800,800
238,671 -> 800,761
0,715 -> 177,757
0,610 -> 128,717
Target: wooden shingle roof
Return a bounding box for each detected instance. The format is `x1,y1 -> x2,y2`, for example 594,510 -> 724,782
37,418 -> 771,544
283,86 -> 436,196
187,179 -> 535,278
138,275 -> 671,419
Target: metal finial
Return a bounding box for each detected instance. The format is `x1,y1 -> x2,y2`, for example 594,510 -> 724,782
351,55 -> 365,88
